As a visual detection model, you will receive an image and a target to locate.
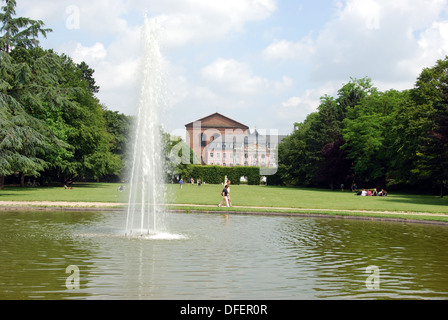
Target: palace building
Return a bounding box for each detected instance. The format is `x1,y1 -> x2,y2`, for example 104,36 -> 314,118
185,113 -> 285,171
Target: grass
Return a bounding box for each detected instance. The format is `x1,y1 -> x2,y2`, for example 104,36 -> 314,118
167,183 -> 448,214
166,183 -> 448,223
1,182 -> 448,222
0,183 -> 128,203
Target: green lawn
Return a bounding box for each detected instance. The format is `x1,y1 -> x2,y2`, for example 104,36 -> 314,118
1,182 -> 448,222
168,183 -> 448,214
0,183 -> 128,203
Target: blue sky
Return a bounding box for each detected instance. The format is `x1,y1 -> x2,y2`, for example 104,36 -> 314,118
14,0 -> 448,138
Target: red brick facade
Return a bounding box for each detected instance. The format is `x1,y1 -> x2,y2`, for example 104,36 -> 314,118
185,113 -> 249,165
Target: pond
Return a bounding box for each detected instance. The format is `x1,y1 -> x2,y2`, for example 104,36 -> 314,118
1,210 -> 448,300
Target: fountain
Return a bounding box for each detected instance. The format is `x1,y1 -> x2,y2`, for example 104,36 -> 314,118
125,16 -> 168,237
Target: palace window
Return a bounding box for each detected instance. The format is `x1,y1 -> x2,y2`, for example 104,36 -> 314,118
200,133 -> 207,147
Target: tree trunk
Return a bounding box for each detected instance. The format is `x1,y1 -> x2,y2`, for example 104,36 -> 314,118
441,182 -> 444,198
20,172 -> 25,188
0,176 -> 4,190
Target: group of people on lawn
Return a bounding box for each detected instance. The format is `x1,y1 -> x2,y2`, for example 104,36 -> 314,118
356,188 -> 387,197
179,177 -> 203,189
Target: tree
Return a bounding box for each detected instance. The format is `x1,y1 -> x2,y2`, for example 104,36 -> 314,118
275,62 -> 448,194
336,77 -> 376,114
0,1 -> 139,186
410,56 -> 448,197
0,49 -> 63,187
382,90 -> 424,189
0,0 -> 52,53
0,1 -> 59,187
103,109 -> 132,181
315,95 -> 351,188
103,110 -> 132,156
53,56 -> 122,182
319,137 -> 352,189
276,78 -> 374,188
162,130 -> 200,182
342,90 -> 404,187
1,44 -> 123,185
78,61 -> 100,94
276,115 -> 316,186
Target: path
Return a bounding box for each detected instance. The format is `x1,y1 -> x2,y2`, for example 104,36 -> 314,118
0,201 -> 124,209
0,201 -> 447,218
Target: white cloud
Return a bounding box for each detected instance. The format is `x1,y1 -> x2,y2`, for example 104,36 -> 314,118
201,58 -> 269,94
200,58 -> 291,96
264,0 -> 448,89
263,38 -> 316,61
96,59 -> 140,92
277,83 -> 336,122
148,0 -> 277,47
17,0 -> 130,34
14,0 -> 448,134
72,42 -> 107,63
416,21 -> 448,63
17,0 -> 278,118
342,0 -> 381,30
282,96 -> 303,109
274,76 -> 294,91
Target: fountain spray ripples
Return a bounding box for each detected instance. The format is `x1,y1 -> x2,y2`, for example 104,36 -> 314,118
143,232 -> 188,241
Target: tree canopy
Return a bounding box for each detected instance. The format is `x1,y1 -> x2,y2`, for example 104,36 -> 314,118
272,58 -> 448,197
0,0 -> 129,187
0,0 -> 52,53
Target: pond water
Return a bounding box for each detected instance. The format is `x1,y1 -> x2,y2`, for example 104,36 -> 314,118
1,210 -> 448,300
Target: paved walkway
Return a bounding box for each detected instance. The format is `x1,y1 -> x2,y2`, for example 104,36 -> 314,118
0,201 -> 124,208
0,201 -> 447,218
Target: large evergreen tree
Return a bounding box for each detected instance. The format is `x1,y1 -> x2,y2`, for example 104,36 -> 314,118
0,0 -> 52,53
1,0 -> 124,186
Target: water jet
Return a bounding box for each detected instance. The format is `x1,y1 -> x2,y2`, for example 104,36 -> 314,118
125,16 -> 167,237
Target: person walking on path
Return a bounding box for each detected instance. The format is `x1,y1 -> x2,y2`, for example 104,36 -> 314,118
218,185 -> 230,207
226,180 -> 233,207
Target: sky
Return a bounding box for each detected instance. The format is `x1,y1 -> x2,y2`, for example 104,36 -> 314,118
14,0 -> 448,138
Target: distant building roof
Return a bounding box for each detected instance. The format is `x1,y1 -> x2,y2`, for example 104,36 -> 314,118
185,112 -> 249,130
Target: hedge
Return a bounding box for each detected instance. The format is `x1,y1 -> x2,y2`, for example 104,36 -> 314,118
182,165 -> 262,185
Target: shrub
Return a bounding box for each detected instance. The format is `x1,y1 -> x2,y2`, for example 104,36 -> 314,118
183,165 -> 261,185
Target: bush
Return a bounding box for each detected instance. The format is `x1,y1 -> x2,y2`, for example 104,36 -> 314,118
183,165 -> 262,185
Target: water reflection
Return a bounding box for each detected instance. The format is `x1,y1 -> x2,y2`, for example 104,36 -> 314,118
279,218 -> 448,299
1,210 -> 447,299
